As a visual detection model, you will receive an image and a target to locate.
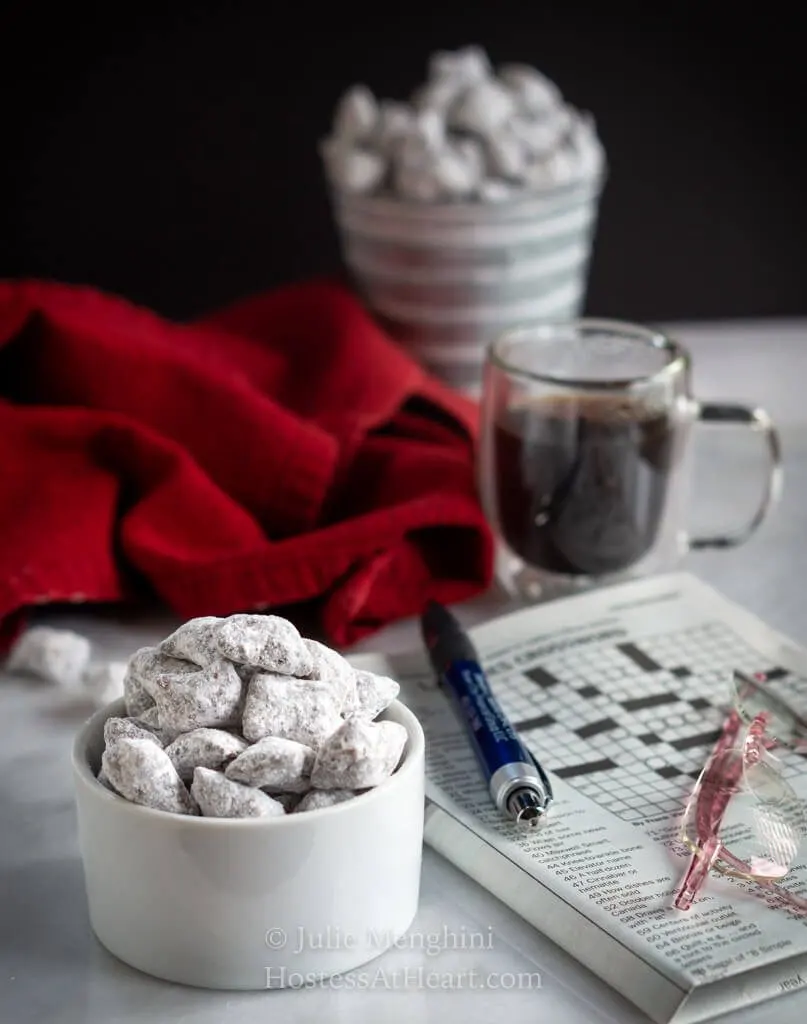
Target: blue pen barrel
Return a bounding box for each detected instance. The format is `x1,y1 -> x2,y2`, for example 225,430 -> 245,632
441,660 -> 533,781
421,599 -> 552,821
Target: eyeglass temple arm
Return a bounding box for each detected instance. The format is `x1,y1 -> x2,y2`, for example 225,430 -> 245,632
674,711 -> 748,911
674,836 -> 721,911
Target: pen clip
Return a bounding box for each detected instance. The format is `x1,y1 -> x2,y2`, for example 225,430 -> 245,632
528,748 -> 554,805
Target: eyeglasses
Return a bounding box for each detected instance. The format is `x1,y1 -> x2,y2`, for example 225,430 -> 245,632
674,670 -> 807,913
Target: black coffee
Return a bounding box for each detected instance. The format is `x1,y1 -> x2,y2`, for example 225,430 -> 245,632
493,395 -> 678,576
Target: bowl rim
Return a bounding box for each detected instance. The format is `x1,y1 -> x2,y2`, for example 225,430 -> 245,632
72,696 -> 425,829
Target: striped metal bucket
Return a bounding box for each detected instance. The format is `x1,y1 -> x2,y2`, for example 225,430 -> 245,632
330,175 -> 604,391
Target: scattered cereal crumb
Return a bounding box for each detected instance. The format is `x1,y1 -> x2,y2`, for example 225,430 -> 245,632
82,661 -> 127,706
7,627 -> 91,690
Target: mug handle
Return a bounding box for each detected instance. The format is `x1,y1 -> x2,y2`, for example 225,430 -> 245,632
689,402 -> 783,550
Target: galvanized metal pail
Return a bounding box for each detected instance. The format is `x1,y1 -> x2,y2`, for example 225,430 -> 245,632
330,175 -> 604,391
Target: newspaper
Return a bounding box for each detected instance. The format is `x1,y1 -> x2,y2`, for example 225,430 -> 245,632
358,573 -> 807,1024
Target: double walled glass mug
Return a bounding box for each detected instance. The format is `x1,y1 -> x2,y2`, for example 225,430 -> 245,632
479,319 -> 782,601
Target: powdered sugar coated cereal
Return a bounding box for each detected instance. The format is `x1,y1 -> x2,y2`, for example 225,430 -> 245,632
104,716 -> 164,748
101,737 -> 196,815
225,735 -> 315,793
333,84 -> 378,142
7,627 -> 91,690
151,658 -> 245,736
347,670 -> 400,721
164,728 -> 249,782
191,767 -> 286,819
133,704 -> 163,732
159,617 -> 223,667
82,661 -> 127,706
303,639 -> 356,710
123,663 -> 155,718
295,789 -> 359,813
311,718 -> 407,790
123,646 -> 197,714
242,674 -> 342,748
216,615 -> 314,677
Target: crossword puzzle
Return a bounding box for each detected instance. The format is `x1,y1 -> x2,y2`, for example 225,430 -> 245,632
492,621 -> 807,823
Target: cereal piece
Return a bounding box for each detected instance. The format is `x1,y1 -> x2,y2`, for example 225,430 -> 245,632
132,704 -> 173,744
151,659 -> 245,736
295,789 -> 358,813
411,76 -> 467,114
164,728 -> 248,782
372,100 -> 414,156
346,670 -> 400,721
311,719 -> 407,790
225,736 -> 315,793
159,617 -> 223,667
96,768 -> 116,791
7,626 -> 91,690
498,63 -> 561,115
134,703 -> 162,730
395,108 -> 445,169
542,147 -> 578,185
123,663 -> 155,717
568,112 -> 604,178
81,661 -> 126,706
101,737 -> 196,815
429,45 -> 491,87
485,127 -> 527,181
394,128 -> 487,202
216,615 -> 314,677
393,163 -> 443,203
129,646 -> 199,697
333,84 -> 378,142
509,114 -> 564,161
242,674 -> 341,748
303,639 -> 357,710
449,80 -> 516,137
123,646 -> 196,715
321,139 -> 386,194
104,716 -> 164,748
523,159 -> 555,191
191,768 -> 286,819
476,178 -> 517,203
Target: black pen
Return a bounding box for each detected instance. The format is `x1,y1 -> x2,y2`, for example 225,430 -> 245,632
420,601 -> 553,827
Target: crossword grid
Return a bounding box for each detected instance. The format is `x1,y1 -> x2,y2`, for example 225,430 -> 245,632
494,621 -> 807,823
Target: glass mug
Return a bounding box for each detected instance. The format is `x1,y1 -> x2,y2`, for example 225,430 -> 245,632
479,319 -> 782,601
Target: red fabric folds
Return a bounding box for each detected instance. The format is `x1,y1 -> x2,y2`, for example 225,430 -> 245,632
0,279 -> 493,646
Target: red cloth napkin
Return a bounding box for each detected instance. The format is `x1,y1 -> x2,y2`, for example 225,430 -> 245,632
0,279 -> 493,647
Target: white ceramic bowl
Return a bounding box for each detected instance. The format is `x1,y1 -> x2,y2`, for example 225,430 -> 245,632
72,697 -> 425,990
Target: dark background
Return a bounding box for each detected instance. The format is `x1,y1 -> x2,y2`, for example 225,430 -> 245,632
2,2 -> 805,323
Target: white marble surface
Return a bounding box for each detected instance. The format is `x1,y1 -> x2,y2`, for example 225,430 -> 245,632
2,319 -> 807,1024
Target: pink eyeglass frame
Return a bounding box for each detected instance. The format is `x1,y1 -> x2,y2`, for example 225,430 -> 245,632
674,675 -> 807,913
